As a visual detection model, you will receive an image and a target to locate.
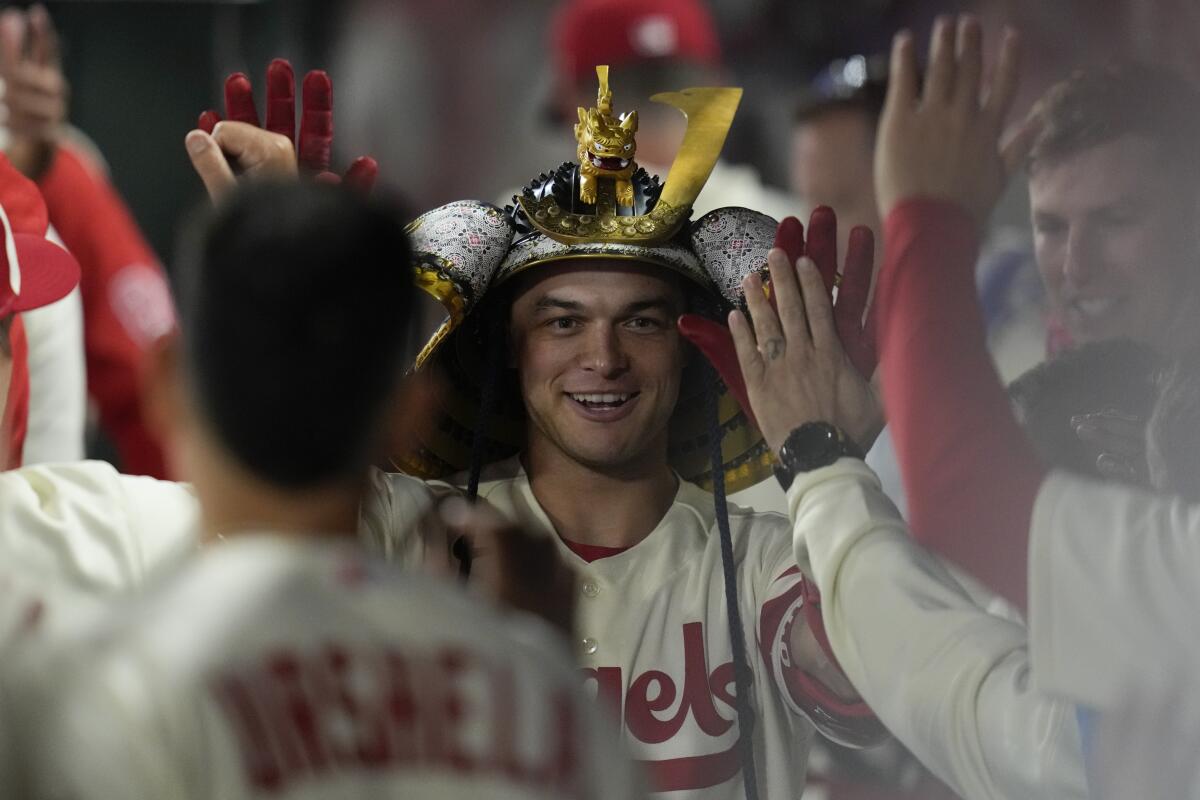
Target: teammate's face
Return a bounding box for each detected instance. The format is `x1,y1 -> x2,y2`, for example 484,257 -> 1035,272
510,262 -> 686,473
1030,135 -> 1200,351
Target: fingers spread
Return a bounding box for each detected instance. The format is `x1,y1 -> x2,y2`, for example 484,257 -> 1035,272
743,270 -> 787,362
343,156 -> 378,194
798,258 -> 837,352
197,109 -> 221,134
299,70 -> 333,173
224,72 -> 261,127
185,129 -> 235,201
265,58 -> 296,143
924,16 -> 957,104
885,30 -> 919,110
806,206 -> 839,294
27,4 -> 56,67
953,15 -> 983,111
773,216 -> 805,265
0,10 -> 24,76
728,308 -> 764,385
835,225 -> 874,336
983,27 -> 1021,125
766,246 -> 810,347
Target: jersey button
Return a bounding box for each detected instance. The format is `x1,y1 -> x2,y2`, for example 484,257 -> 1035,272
581,581 -> 600,597
581,637 -> 598,655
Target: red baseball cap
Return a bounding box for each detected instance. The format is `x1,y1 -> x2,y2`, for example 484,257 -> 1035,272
0,154 -> 79,318
552,0 -> 723,84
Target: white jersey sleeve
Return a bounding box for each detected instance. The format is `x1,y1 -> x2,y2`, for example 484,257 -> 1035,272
788,459 -> 1086,800
0,460 -> 199,592
20,283 -> 86,464
1028,471 -> 1200,709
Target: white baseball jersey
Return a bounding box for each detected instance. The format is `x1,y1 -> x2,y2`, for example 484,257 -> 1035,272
789,458 -> 1087,800
3,534 -> 644,800
0,460 -> 198,650
1028,470 -> 1200,710
362,457 -> 827,799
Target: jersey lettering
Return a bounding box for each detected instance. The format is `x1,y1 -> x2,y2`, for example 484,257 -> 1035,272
212,643 -> 582,796
581,620 -> 741,791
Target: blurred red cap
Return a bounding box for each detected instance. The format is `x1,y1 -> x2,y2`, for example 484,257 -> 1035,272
552,0 -> 722,84
0,154 -> 79,319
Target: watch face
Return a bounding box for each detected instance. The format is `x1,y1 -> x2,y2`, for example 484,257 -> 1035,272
788,422 -> 842,471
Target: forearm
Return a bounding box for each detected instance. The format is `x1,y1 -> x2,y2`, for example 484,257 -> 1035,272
879,198 -> 1045,608
789,461 -> 1086,800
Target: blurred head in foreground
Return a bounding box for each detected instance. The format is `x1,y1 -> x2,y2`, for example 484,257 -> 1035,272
146,182 -> 424,528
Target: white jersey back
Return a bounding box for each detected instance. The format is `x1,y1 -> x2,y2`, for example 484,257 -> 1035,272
6,535 -> 643,800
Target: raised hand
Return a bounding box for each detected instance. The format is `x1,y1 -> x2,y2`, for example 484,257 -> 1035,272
678,208 -> 879,452
875,16 -> 1033,223
0,4 -> 68,179
186,58 -> 377,200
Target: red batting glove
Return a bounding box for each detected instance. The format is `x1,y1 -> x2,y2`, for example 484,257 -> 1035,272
679,207 -> 878,432
197,58 -> 378,193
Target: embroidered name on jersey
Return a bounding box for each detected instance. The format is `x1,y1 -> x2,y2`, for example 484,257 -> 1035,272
213,642 -> 584,797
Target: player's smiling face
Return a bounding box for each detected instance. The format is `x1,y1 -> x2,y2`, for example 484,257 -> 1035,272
1030,134 -> 1200,350
509,260 -> 686,473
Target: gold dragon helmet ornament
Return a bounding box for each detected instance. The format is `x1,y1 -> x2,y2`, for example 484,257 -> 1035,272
575,65 -> 639,207
517,64 -> 742,246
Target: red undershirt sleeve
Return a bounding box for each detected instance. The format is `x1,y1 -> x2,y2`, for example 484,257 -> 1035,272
878,197 -> 1046,610
37,146 -> 175,478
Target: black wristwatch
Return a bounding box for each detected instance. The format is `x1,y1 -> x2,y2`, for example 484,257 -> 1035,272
773,422 -> 864,491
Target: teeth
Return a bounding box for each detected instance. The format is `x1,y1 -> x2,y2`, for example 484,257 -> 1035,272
570,393 -> 632,404
618,159 -> 629,168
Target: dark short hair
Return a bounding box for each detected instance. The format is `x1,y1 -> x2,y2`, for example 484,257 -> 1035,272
175,182 -> 415,488
1028,62 -> 1200,182
1009,339 -> 1162,482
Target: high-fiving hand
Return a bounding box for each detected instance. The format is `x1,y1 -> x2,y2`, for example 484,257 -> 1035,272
875,16 -> 1032,223
679,208 -> 881,456
185,59 -> 377,200
0,4 -> 67,179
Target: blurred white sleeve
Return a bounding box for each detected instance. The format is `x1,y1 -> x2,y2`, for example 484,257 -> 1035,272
19,274 -> 86,464
1029,471 -> 1200,709
0,461 -> 198,592
789,459 -> 1086,800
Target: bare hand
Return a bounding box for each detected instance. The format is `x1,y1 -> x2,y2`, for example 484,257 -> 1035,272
730,249 -> 882,455
875,16 -> 1033,223
0,4 -> 67,178
186,59 -> 377,201
185,122 -> 297,201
